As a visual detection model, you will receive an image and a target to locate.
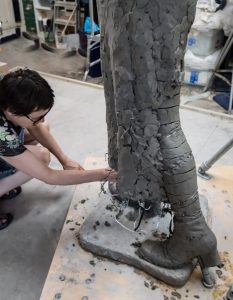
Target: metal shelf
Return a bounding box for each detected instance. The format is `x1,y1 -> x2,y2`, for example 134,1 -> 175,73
54,19 -> 76,26
54,1 -> 77,7
35,5 -> 52,10
53,0 -> 78,48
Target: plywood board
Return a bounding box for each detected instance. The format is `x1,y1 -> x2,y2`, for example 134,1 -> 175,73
40,159 -> 233,300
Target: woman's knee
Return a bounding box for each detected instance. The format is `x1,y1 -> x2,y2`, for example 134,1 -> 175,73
25,145 -> 51,165
37,147 -> 51,165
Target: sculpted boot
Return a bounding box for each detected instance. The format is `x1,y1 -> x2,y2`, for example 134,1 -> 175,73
138,105 -> 223,287
138,193 -> 221,277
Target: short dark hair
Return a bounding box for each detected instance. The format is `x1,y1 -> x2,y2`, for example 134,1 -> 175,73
0,68 -> 54,115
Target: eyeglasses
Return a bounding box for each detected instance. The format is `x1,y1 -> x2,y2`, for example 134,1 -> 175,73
25,109 -> 50,125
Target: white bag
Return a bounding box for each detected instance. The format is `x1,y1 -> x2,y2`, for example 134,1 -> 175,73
183,69 -> 212,86
196,0 -> 217,12
187,28 -> 224,56
192,5 -> 233,37
184,48 -> 222,70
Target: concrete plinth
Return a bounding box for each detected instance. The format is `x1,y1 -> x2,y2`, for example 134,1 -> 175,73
79,194 -> 208,287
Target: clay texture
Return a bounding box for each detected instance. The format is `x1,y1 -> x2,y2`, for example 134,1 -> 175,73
100,0 -> 197,212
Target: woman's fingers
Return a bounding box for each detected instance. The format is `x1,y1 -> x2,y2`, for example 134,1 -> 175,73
104,168 -> 118,182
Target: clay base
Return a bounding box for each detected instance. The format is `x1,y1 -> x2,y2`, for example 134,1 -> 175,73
79,194 -> 209,287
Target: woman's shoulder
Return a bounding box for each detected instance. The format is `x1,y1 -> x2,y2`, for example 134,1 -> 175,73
0,111 -> 17,138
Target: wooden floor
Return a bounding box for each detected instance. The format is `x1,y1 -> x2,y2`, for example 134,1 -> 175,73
40,159 -> 233,300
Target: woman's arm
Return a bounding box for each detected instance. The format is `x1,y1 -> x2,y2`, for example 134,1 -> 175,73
1,149 -> 117,185
27,122 -> 76,168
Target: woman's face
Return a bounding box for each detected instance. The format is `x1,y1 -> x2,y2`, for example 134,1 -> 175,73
5,108 -> 50,128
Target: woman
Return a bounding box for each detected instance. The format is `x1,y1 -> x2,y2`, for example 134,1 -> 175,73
0,68 -> 117,229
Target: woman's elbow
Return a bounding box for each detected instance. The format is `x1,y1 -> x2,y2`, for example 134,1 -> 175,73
39,169 -> 58,185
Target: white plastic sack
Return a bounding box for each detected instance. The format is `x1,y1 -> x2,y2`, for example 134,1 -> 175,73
192,8 -> 222,31
187,28 -> 224,56
184,48 -> 222,70
196,0 -> 217,12
183,69 -> 212,86
192,4 -> 233,36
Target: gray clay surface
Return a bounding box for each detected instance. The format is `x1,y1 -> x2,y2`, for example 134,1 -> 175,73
100,0 -> 198,210
84,0 -> 221,284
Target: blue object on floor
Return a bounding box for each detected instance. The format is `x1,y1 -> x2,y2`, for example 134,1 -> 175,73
213,93 -> 231,110
84,17 -> 99,34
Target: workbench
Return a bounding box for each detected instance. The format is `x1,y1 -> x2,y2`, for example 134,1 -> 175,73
40,158 -> 233,300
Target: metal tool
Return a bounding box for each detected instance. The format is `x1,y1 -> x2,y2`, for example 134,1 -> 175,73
198,137 -> 233,180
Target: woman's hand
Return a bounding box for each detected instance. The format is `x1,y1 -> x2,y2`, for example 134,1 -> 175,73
63,159 -> 117,183
102,167 -> 118,182
62,158 -> 84,171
